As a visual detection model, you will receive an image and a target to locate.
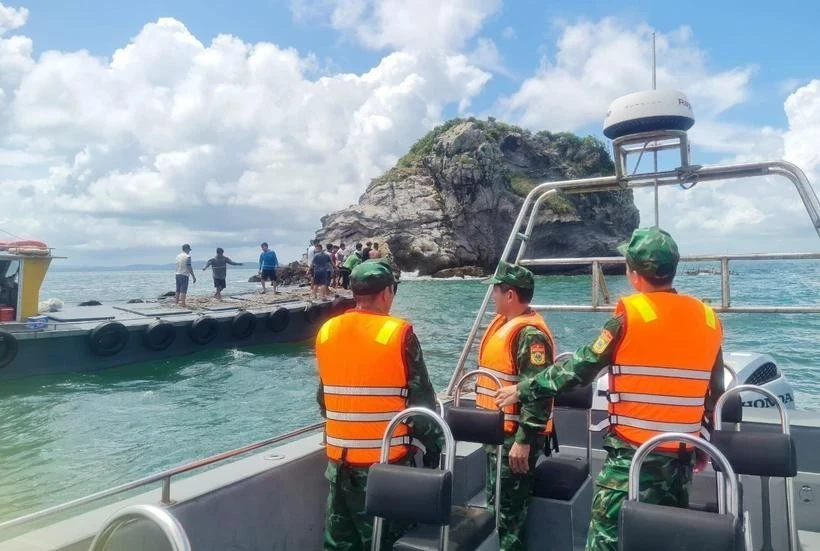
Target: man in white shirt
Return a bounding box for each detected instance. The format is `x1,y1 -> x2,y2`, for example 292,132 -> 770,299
175,244 -> 196,307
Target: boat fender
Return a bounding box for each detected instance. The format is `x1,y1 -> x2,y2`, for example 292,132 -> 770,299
267,308 -> 290,333
88,322 -> 130,357
0,330 -> 18,369
304,304 -> 321,324
143,320 -> 176,351
189,316 -> 219,345
231,312 -> 257,340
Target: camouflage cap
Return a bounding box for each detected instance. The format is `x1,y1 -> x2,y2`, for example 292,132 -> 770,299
350,259 -> 396,295
617,226 -> 680,280
481,261 -> 534,290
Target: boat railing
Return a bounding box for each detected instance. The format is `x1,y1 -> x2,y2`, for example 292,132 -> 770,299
517,251 -> 820,314
0,421 -> 325,535
447,158 -> 820,396
88,504 -> 191,551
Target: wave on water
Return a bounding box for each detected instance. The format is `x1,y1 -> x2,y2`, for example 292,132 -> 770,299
399,271 -> 484,282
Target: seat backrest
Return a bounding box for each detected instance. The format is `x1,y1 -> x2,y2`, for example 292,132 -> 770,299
365,463 -> 452,525
710,430 -> 797,478
445,406 -> 505,445
554,383 -> 594,410
720,393 -> 743,424
619,501 -> 739,551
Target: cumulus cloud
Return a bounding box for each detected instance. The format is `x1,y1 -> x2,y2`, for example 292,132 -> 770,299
0,9 -> 490,265
291,0 -> 502,52
498,19 -> 756,131
498,18 -> 819,253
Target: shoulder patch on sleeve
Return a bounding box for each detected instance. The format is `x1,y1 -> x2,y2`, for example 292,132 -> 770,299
529,342 -> 547,365
591,328 -> 614,354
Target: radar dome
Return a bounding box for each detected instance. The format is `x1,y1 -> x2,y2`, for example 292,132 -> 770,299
603,90 -> 694,140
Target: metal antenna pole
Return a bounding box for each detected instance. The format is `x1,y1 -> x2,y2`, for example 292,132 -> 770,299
652,32 -> 660,227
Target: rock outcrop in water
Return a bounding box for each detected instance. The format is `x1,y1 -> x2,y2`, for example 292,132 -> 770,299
315,118 -> 639,276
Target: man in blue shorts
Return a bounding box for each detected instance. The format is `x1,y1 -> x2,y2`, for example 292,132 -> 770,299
203,247 -> 243,300
259,242 -> 279,294
310,243 -> 333,299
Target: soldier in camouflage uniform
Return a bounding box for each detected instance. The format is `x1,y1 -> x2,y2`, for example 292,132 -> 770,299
317,260 -> 443,551
496,228 -> 725,551
479,262 -> 556,551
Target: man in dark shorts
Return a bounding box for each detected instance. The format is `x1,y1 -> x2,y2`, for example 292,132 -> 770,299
174,244 -> 196,307
259,242 -> 279,294
203,247 -> 243,300
311,243 -> 333,299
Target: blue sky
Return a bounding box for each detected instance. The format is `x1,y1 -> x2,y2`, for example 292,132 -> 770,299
0,0 -> 818,265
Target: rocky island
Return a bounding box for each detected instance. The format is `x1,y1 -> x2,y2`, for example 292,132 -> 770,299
315,118 -> 639,276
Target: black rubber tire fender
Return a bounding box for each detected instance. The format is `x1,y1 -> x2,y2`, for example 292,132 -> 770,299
143,320 -> 176,351
0,330 -> 18,369
89,322 -> 130,357
231,311 -> 257,340
267,308 -> 290,333
189,316 -> 219,345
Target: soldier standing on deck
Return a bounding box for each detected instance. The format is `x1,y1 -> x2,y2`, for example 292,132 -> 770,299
315,259 -> 443,551
475,261 -> 557,551
495,227 -> 725,551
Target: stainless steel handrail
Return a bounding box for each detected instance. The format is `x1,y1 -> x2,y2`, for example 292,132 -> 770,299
447,158 -> 820,396
0,421 -> 325,532
88,504 -> 191,551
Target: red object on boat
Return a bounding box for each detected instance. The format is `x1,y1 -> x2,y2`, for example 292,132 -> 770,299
0,305 -> 14,322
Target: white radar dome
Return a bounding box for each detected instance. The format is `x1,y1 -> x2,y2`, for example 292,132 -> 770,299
603,90 -> 694,140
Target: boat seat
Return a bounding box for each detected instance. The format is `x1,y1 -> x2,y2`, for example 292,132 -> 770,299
393,506 -> 496,551
367,405 -> 501,551
619,501 -> 740,551
366,464 -> 452,526
533,383 -> 595,500
527,384 -> 595,550
710,431 -> 796,479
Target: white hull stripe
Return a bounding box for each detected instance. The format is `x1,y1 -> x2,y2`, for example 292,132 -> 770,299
326,436 -> 411,449
611,365 -> 711,380
323,385 -> 408,397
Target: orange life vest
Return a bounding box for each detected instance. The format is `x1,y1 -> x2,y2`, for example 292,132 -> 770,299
316,310 -> 412,466
476,311 -> 555,435
607,292 -> 722,452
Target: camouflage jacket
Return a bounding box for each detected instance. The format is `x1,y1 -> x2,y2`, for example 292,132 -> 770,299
509,323 -> 555,445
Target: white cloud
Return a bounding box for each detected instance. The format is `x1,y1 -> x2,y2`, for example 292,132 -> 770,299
0,9 -> 491,265
498,17 -> 819,253
292,0 -> 502,52
0,1 -> 26,35
498,19 -> 756,131
501,26 -> 516,40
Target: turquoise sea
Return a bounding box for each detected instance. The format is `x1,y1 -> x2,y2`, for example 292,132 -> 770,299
0,261 -> 817,522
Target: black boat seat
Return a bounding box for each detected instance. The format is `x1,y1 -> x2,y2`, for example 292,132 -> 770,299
445,407 -> 505,446
366,464 -> 452,526
619,501 -> 739,551
532,383 -> 594,501
710,431 -> 797,478
366,451 -> 497,551
720,393 -> 743,424
393,506 -> 496,551
533,456 -> 590,500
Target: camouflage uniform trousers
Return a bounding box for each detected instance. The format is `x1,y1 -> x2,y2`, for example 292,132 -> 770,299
323,459 -> 411,551
585,444 -> 694,551
485,435 -> 546,551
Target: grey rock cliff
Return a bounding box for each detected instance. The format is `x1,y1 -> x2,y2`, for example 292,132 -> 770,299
316,118 -> 639,275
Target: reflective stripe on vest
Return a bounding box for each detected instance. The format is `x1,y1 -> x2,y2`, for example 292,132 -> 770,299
475,311 -> 556,435
323,385 -> 409,397
326,436 -> 412,449
316,311 -> 412,465
607,292 -> 722,452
